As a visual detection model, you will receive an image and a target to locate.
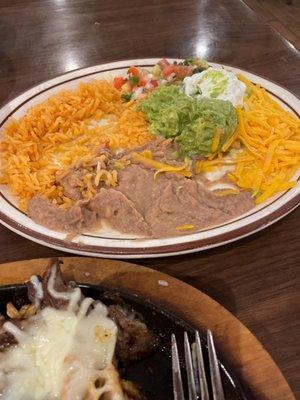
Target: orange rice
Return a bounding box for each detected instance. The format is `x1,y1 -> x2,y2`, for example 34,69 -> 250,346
0,80 -> 153,210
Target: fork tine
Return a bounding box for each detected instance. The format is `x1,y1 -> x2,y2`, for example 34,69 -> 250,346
195,331 -> 209,400
171,334 -> 185,400
207,330 -> 225,400
184,332 -> 197,400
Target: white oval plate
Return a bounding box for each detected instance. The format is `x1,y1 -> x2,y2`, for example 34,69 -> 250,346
0,59 -> 299,258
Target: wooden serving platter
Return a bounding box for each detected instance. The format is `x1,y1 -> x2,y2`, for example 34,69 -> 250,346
0,257 -> 295,400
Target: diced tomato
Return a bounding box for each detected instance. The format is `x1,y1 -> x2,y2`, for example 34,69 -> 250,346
172,66 -> 185,78
173,65 -> 193,78
139,78 -> 148,87
147,79 -> 159,91
113,77 -> 126,90
162,65 -> 175,78
128,66 -> 140,77
158,58 -> 170,68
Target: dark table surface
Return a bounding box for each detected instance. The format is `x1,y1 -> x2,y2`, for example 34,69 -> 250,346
0,0 -> 299,397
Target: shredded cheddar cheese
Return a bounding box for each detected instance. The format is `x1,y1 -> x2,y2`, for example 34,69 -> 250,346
133,151 -> 192,178
176,224 -> 195,231
154,165 -> 191,180
231,75 -> 299,203
197,75 -> 300,203
215,189 -> 240,196
211,128 -> 222,153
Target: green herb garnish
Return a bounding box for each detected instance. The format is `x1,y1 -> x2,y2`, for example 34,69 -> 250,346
129,76 -> 139,86
192,66 -> 206,74
121,93 -> 133,102
182,58 -> 194,66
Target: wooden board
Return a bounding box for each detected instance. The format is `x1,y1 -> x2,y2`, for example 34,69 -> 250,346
0,257 -> 295,400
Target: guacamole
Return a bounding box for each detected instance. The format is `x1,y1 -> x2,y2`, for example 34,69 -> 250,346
138,85 -> 193,138
139,85 -> 237,157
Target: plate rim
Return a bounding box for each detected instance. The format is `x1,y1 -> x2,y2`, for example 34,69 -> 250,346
2,57 -> 300,103
0,58 -> 299,258
0,256 -> 295,400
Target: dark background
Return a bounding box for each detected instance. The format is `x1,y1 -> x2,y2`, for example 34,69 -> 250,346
0,0 -> 299,397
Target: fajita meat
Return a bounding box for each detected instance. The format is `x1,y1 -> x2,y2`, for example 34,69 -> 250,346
108,304 -> 160,364
0,258 -> 157,399
25,258 -> 159,364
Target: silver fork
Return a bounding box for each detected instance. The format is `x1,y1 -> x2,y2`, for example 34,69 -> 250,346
171,330 -> 225,400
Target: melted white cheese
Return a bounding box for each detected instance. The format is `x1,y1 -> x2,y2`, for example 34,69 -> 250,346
209,182 -> 237,191
0,298 -> 117,399
204,164 -> 234,182
29,276 -> 44,308
47,267 -> 82,312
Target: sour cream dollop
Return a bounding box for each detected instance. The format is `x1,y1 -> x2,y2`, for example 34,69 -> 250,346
183,67 -> 246,107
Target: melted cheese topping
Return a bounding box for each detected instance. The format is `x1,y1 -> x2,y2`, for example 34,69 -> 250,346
29,276 -> 44,308
0,279 -> 118,399
47,267 -> 82,312
204,164 -> 234,182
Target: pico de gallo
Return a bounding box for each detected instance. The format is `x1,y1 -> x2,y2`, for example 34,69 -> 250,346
113,58 -> 209,102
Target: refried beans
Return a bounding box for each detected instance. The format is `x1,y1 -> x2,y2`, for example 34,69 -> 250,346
28,139 -> 254,237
